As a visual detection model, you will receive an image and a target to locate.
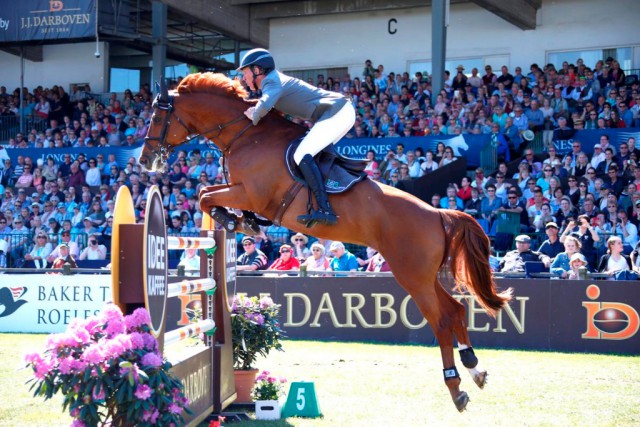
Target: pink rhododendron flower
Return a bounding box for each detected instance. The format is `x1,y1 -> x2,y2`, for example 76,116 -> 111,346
134,384 -> 152,400
125,308 -> 151,331
168,402 -> 182,414
70,419 -> 86,427
141,352 -> 163,368
82,343 -> 105,365
259,296 -> 274,309
129,332 -> 145,349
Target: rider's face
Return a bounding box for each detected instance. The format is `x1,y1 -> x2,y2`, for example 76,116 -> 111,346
241,67 -> 257,90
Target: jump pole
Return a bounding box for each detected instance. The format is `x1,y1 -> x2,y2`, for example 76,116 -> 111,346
111,185 -> 237,424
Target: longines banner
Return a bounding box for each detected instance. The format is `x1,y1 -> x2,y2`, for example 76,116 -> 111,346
0,1 -> 96,43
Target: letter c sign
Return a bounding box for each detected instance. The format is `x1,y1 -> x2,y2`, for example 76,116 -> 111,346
388,18 -> 397,35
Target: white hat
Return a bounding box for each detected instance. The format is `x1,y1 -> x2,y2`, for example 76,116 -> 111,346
522,130 -> 535,141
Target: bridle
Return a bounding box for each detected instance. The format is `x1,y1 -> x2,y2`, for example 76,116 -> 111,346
143,91 -> 253,164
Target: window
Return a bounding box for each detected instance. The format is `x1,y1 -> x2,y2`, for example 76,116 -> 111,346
548,47 -> 633,70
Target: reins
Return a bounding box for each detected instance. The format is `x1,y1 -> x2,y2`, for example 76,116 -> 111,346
144,93 -> 253,166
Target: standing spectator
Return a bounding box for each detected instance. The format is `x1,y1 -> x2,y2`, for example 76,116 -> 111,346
85,158 -> 102,186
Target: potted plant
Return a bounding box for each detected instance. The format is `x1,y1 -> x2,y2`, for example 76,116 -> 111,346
230,294 -> 285,402
24,304 -> 190,427
252,370 -> 287,420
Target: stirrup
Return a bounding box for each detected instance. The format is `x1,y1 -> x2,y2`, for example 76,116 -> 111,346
297,209 -> 337,227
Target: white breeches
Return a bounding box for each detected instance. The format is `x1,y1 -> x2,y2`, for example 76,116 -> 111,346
293,103 -> 356,164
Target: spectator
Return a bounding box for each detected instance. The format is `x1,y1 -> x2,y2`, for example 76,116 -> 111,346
236,236 -> 267,271
328,241 -> 358,272
267,244 -> 300,271
537,222 -> 564,260
567,253 -> 588,279
50,243 -> 77,269
177,248 -> 200,275
290,232 -> 310,261
78,234 -> 107,260
597,236 -> 633,279
300,242 -> 331,272
550,235 -> 582,278
498,234 -> 550,272
25,232 -> 53,269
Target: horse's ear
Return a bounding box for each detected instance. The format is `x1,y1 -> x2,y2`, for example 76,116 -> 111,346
158,77 -> 169,103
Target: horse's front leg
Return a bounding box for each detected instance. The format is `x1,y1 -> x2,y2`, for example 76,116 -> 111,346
199,183 -> 252,211
199,184 -> 259,234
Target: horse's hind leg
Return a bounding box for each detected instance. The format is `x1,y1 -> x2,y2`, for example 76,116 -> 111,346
435,280 -> 488,390
408,279 -> 470,412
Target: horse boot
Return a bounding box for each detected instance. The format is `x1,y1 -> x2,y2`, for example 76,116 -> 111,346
297,154 -> 338,226
210,206 -> 239,232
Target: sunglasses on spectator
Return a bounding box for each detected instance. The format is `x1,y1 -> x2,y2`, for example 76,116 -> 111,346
242,242 -> 253,246
280,249 -> 291,253
294,238 -> 304,242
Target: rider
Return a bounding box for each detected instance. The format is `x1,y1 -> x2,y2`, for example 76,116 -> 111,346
237,48 -> 355,226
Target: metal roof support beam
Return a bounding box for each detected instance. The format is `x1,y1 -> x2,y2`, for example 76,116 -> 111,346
471,0 -> 538,30
152,1 -> 168,86
431,0 -> 447,107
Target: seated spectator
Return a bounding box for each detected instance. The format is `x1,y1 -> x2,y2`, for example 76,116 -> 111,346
328,241 -> 359,272
550,235 -> 582,278
498,234 -> 551,272
537,222 -> 564,260
290,232 -> 310,261
237,236 -> 268,271
366,252 -> 390,272
47,230 -> 79,262
532,203 -> 556,232
567,253 -> 588,279
613,208 -> 638,254
25,232 -> 53,269
50,243 -> 78,269
597,236 -> 633,280
177,248 -> 200,275
463,187 -> 482,218
78,234 -> 107,260
300,242 -> 331,271
268,244 -> 300,271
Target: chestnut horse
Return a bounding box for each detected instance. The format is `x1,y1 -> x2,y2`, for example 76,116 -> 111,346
139,73 -> 511,412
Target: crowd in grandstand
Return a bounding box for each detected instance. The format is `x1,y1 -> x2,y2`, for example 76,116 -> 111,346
0,55 -> 639,276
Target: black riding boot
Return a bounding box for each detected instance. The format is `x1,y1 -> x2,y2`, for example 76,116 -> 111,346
297,154 -> 338,226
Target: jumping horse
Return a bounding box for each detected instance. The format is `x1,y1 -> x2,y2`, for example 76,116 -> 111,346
139,73 -> 512,412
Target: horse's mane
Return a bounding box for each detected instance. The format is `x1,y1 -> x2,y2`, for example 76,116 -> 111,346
176,72 -> 248,100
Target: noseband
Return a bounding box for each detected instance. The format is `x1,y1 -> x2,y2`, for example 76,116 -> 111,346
144,93 -> 252,164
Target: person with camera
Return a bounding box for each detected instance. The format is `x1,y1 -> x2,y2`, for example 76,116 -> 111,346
78,234 -> 107,260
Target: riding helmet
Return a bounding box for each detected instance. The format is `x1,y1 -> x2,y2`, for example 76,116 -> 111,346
237,48 -> 275,71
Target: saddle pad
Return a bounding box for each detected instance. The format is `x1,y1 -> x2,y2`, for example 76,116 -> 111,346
285,138 -> 368,194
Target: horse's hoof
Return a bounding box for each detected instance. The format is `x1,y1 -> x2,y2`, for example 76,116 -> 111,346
240,219 -> 260,235
226,220 -> 237,232
453,391 -> 469,412
473,370 -> 487,389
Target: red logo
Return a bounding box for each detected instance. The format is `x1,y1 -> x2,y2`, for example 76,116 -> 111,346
582,284 -> 639,340
49,1 -> 64,12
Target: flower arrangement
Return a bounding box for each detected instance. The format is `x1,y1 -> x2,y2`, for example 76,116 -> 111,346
231,294 -> 285,370
24,304 -> 190,427
252,370 -> 288,401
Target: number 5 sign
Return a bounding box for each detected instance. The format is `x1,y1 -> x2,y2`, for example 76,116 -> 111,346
281,382 -> 322,418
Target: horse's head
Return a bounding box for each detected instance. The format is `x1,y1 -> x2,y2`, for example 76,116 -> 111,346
139,78 -> 192,172
139,73 -> 251,172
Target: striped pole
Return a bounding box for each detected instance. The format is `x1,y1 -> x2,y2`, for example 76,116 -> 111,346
167,236 -> 216,250
164,319 -> 215,346
167,278 -> 216,299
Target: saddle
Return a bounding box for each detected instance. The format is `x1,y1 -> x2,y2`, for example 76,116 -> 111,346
285,138 -> 369,193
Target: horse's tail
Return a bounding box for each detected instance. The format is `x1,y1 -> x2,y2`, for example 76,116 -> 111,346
439,210 -> 512,317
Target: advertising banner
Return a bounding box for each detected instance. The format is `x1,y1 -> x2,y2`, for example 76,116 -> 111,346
0,1 -> 96,43
0,274 -> 110,333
